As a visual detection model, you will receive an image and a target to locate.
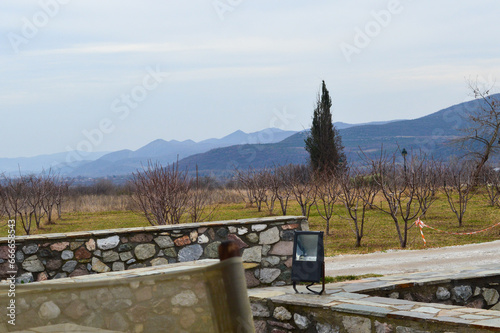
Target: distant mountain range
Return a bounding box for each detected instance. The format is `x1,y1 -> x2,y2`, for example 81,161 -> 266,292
176,94 -> 500,175
1,120 -> 392,177
0,128 -> 297,176
2,95 -> 497,178
0,151 -> 109,176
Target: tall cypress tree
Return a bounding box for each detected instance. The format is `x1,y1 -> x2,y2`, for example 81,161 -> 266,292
305,81 -> 345,173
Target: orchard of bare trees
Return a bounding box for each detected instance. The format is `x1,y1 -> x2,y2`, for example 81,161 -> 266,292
0,172 -> 69,235
131,162 -> 217,226
234,149 -> 500,249
3,151 -> 500,249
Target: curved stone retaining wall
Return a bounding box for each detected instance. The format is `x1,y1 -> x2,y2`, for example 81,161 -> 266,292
0,216 -> 307,288
249,265 -> 500,332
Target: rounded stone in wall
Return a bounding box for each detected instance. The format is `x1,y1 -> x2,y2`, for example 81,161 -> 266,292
203,242 -> 221,259
134,244 -> 156,260
482,288 -> 500,305
316,322 -> 338,333
103,251 -> 120,262
246,233 -> 259,243
171,290 -> 198,307
97,236 -> 120,250
258,268 -> 281,283
178,244 -> 203,262
162,248 -> 177,258
251,302 -> 270,317
216,228 -> 228,238
91,258 -> 111,273
119,251 -> 133,262
259,227 -> 280,245
15,272 -> 34,284
62,260 -> 77,273
280,230 -> 295,241
74,247 -> 91,260
61,250 -> 73,260
197,234 -> 209,244
22,243 -> 39,255
38,301 -> 60,320
22,255 -> 44,272
112,262 -> 125,271
242,246 -> 262,263
451,285 -> 473,304
154,236 -> 175,248
118,244 -> 133,252
129,233 -> 154,243
436,287 -> 450,300
45,259 -> 62,271
38,249 -> 54,259
294,313 -> 310,329
14,251 -> 24,263
273,306 -> 292,321
151,257 -> 169,266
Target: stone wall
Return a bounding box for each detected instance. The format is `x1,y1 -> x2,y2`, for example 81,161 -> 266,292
248,266 -> 500,332
367,276 -> 500,311
0,216 -> 307,288
249,299 -> 497,333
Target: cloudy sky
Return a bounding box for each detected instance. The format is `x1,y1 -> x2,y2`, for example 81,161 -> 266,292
1,1 -> 499,158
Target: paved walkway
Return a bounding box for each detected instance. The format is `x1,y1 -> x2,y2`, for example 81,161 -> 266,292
325,240 -> 500,277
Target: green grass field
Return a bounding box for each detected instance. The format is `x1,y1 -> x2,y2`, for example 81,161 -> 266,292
2,191 -> 500,256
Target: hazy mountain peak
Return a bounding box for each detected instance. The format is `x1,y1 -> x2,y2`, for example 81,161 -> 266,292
150,138 -> 167,144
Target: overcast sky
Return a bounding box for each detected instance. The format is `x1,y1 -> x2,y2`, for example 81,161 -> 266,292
1,1 -> 500,158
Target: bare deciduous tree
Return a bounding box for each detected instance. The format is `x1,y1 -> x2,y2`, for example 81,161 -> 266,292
189,166 -> 218,222
413,157 -> 441,218
0,172 -> 69,234
0,179 -> 11,220
235,168 -> 268,212
443,160 -> 475,227
40,172 -> 65,224
453,81 -> 500,186
339,168 -> 379,247
481,166 -> 500,207
55,178 -> 70,219
132,161 -> 190,225
275,164 -> 293,215
2,176 -> 32,234
235,168 -> 256,207
314,171 -> 339,235
369,150 -> 437,248
289,165 -> 316,218
252,170 -> 268,213
27,175 -> 46,229
262,168 -> 279,215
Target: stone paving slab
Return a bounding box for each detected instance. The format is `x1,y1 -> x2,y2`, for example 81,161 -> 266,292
330,291 -> 369,300
271,293 -> 340,307
331,303 -> 392,317
364,296 -> 416,306
476,318 -> 500,327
